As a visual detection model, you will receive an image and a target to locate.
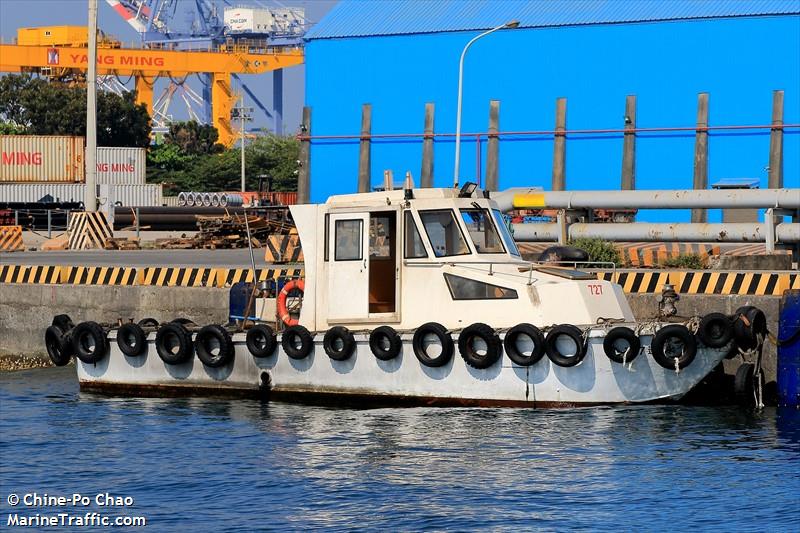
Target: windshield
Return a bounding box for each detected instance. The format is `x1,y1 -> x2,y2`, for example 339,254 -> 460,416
419,209 -> 470,257
460,209 -> 504,254
492,209 -> 520,256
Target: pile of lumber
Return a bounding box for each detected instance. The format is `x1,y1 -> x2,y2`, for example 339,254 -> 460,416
153,214 -> 295,250
104,237 -> 141,250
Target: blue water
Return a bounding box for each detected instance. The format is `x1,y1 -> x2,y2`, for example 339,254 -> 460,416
1,367 -> 798,532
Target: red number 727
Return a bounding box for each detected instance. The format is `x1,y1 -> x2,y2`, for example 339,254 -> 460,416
588,284 -> 603,295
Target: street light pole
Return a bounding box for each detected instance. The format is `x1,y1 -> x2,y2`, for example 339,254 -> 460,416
453,20 -> 519,188
85,0 -> 98,211
240,94 -> 246,192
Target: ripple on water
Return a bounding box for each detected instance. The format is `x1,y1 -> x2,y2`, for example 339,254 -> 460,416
1,367 -> 799,532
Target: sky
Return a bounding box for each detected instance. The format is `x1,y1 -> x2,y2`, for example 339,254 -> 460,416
0,0 -> 338,134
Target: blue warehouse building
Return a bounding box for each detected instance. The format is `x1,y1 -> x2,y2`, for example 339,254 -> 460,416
303,1 -> 800,221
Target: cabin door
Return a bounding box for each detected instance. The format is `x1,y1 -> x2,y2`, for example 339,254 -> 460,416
327,212 -> 370,321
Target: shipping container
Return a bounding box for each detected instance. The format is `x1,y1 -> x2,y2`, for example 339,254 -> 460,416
0,183 -> 86,203
162,196 -> 180,207
0,136 -> 85,183
94,147 -> 147,184
99,184 -> 163,208
0,183 -> 163,208
224,7 -> 275,33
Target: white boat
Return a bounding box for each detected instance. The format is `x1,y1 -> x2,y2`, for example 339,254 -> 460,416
46,186 -> 758,407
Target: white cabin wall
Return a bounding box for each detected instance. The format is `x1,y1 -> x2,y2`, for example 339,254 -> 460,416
289,204 -> 319,331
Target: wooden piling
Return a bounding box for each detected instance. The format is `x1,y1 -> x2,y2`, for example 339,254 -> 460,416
485,100 -> 500,191
297,106 -> 311,204
421,103 -> 435,188
621,95 -> 637,190
552,97 -> 567,191
691,93 -> 709,223
768,90 -> 784,189
357,103 -> 372,193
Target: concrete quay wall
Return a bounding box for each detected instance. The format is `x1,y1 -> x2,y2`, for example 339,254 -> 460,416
627,294 -> 781,384
0,284 -> 229,358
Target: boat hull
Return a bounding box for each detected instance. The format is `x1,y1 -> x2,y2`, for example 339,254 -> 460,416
77,329 -> 729,407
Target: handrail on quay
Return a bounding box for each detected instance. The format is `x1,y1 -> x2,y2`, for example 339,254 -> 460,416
494,188 -> 800,212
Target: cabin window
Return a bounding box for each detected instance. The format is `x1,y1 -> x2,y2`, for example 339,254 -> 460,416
404,211 -> 427,259
419,209 -> 470,258
443,274 -> 518,300
334,219 -> 363,261
492,209 -> 520,256
459,209 -> 504,254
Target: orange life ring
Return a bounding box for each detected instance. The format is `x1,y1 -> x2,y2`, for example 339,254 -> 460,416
277,279 -> 304,326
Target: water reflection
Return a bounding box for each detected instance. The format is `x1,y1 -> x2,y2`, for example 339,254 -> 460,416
1,367 -> 798,532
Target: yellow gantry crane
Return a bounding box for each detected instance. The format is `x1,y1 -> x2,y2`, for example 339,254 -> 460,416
0,26 -> 304,146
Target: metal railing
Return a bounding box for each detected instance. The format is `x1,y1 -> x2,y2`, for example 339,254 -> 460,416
0,208 -> 81,238
403,258 -> 616,285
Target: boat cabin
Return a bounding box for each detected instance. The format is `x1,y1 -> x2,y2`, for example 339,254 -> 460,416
288,187 -> 634,332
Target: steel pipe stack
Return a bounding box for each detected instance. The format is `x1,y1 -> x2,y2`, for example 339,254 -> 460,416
511,222 -> 800,243
494,188 -> 800,212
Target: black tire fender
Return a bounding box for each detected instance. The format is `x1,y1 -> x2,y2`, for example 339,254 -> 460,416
195,325 -> 234,368
155,322 -> 194,365
503,323 -> 546,366
138,317 -> 159,328
651,324 -> 697,370
117,323 -> 147,357
246,324 -> 277,358
369,326 -> 402,361
51,314 -> 75,333
45,325 -> 72,366
412,322 -> 453,368
323,326 -> 356,361
697,312 -> 734,348
603,327 -> 641,364
733,306 -> 767,350
171,317 -> 196,328
72,321 -> 109,364
458,322 -> 502,369
545,324 -> 587,367
734,362 -> 762,405
281,325 -> 314,360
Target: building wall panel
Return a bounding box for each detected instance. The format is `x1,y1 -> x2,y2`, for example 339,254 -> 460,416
304,15 -> 800,222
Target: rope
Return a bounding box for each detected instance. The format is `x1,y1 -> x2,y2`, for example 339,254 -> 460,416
753,333 -> 765,409
685,315 -> 701,335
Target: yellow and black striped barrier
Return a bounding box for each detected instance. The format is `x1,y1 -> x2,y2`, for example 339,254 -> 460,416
264,234 -> 304,263
67,212 -> 113,250
0,225 -> 24,252
597,270 -> 800,296
61,266 -> 138,285
0,265 -> 61,284
139,267 -> 215,287
215,267 -> 304,287
2,263 -> 798,296
0,265 -> 306,288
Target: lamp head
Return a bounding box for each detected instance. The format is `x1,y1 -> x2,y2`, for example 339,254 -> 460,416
505,20 -> 520,29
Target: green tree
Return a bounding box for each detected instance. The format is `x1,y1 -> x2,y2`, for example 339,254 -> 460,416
148,132 -> 300,194
246,134 -> 299,191
164,121 -> 224,155
0,74 -> 151,147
